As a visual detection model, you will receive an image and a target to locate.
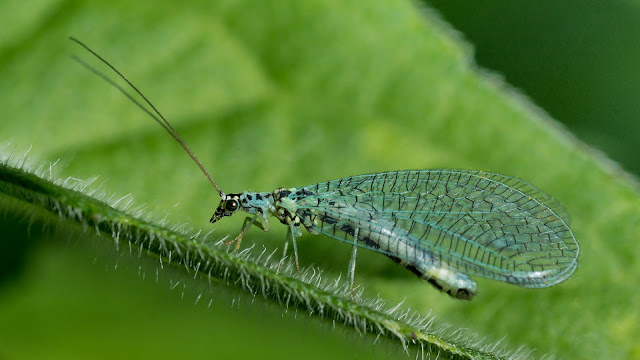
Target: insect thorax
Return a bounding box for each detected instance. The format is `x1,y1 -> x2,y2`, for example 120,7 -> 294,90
270,188 -> 304,226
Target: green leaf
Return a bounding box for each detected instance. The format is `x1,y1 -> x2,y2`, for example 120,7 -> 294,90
2,153 -> 505,359
1,1 -> 638,359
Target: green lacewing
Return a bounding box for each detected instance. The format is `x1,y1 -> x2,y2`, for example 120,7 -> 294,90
70,37 -> 579,300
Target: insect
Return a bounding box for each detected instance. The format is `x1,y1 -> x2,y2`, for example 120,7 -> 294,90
70,37 -> 579,300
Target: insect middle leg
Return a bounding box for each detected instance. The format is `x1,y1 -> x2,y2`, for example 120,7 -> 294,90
346,228 -> 359,296
277,240 -> 289,274
278,223 -> 302,275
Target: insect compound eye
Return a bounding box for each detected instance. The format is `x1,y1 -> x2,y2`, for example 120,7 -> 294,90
225,200 -> 240,212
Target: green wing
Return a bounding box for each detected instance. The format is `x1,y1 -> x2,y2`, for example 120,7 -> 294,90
293,170 -> 579,288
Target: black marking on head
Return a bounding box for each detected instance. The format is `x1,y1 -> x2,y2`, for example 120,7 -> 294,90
247,194 -> 253,200
278,189 -> 292,199
210,193 -> 242,223
256,194 -> 263,200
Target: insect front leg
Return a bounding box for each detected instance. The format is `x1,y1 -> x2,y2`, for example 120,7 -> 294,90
225,213 -> 268,250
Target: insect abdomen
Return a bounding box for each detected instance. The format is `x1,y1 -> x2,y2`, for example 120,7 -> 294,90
306,208 -> 477,299
384,254 -> 477,300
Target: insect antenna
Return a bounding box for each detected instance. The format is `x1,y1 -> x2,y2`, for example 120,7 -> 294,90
68,36 -> 224,197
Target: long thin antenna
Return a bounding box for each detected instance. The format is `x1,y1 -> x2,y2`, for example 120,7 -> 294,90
68,36 -> 224,197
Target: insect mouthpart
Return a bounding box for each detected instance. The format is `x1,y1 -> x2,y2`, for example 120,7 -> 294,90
210,194 -> 242,223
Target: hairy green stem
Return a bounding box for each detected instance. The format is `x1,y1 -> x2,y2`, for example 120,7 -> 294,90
0,159 -> 514,360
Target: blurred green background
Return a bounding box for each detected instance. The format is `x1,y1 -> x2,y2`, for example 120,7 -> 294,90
1,1 -> 639,359
428,0 -> 640,176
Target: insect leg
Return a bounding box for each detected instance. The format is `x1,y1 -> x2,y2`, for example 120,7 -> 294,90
277,240 -> 289,274
225,214 -> 260,250
346,228 -> 359,296
288,223 -> 302,275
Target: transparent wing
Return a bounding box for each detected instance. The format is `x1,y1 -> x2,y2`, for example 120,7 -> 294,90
292,170 -> 579,287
